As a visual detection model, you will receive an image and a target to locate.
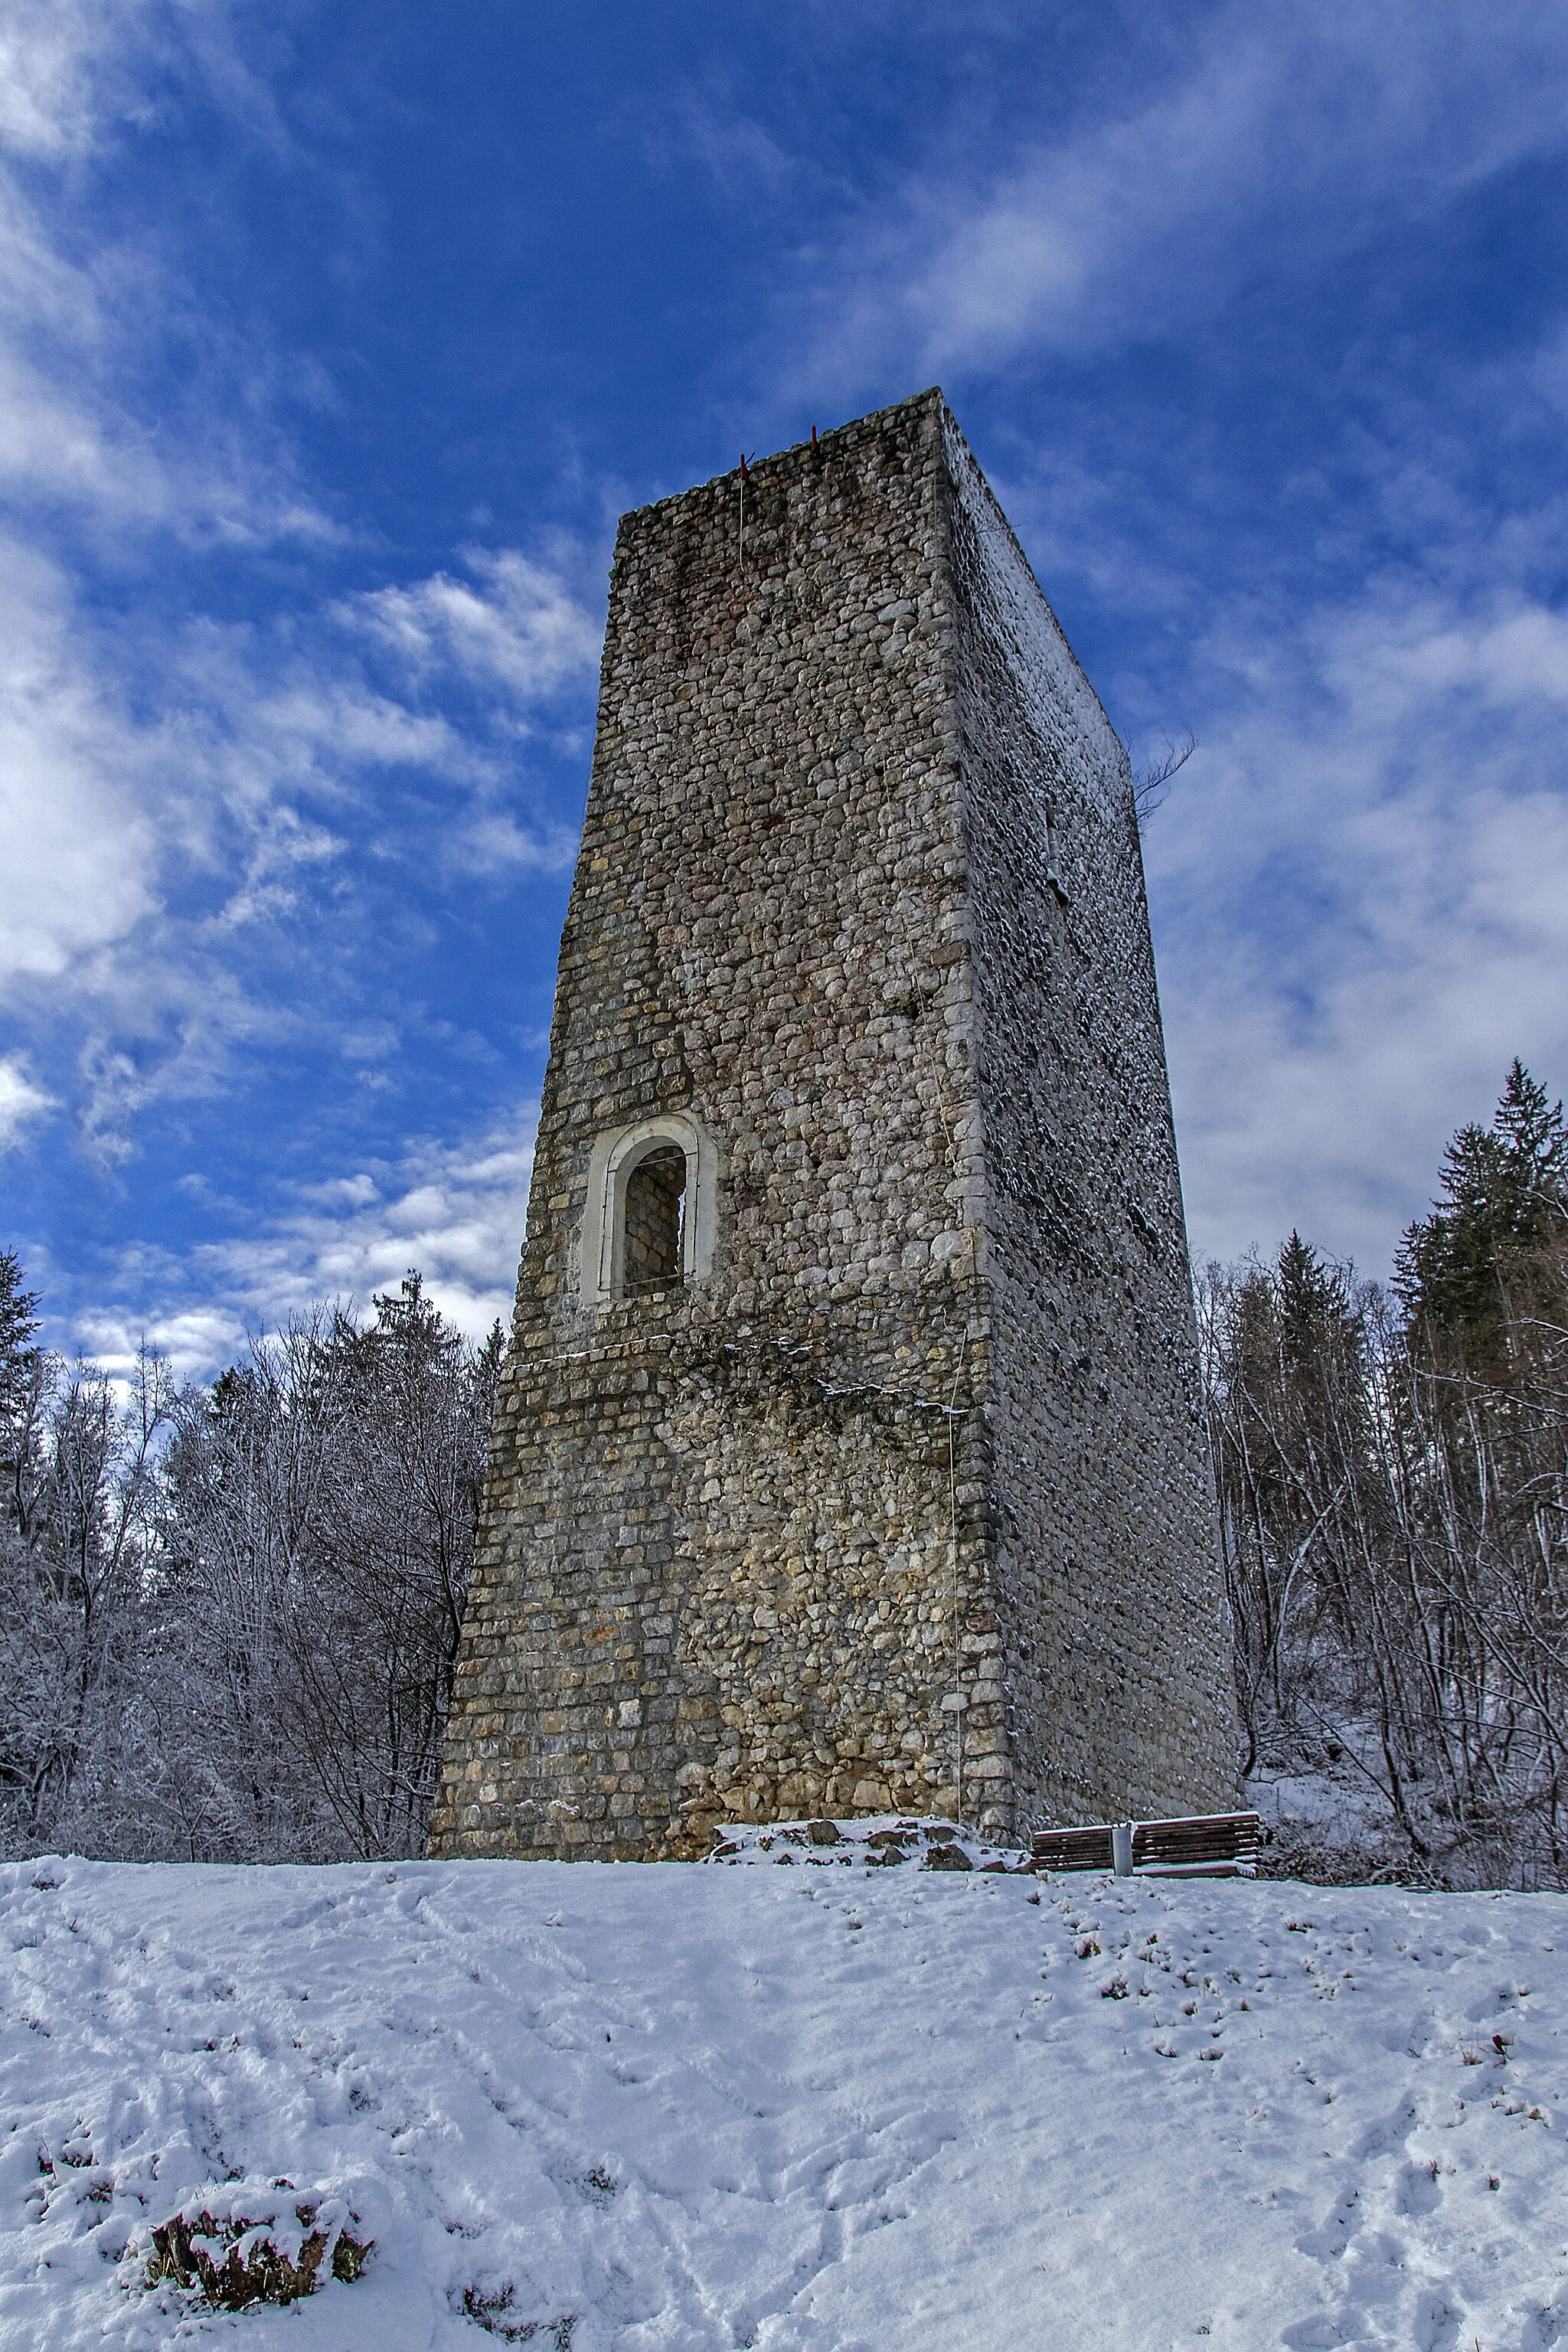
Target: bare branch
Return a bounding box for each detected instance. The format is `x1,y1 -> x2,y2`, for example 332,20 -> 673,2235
1132,731 -> 1197,829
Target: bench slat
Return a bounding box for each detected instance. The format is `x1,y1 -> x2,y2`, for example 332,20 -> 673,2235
1029,1811 -> 1261,1877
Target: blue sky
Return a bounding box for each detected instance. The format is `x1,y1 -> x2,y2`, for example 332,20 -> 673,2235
5,0 -> 1568,1377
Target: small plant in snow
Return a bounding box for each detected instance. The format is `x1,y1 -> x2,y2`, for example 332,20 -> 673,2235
140,2185 -> 371,2309
462,2285 -> 576,2344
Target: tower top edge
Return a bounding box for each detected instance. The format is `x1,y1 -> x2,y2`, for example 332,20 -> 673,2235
616,386 -> 952,530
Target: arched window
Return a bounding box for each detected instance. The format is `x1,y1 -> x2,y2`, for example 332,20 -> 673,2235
620,1142 -> 686,1292
580,1112 -> 720,1307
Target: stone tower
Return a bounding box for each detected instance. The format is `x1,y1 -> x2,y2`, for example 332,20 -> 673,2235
428,390 -> 1237,1862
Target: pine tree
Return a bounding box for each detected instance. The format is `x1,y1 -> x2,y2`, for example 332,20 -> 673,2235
1275,1230 -> 1360,1377
0,1250 -> 41,1459
1395,1061 -> 1568,1344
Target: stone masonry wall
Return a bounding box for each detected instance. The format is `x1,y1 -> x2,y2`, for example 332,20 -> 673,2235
428,390 -> 1237,1862
939,422 -> 1239,1823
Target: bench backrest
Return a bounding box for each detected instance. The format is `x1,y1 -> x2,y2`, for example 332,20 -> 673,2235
1030,1811 -> 1260,1877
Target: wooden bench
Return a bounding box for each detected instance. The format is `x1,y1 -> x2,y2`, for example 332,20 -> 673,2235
1030,1811 -> 1260,1879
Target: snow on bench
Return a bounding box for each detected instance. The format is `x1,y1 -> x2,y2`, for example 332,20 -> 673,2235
1030,1811 -> 1260,1879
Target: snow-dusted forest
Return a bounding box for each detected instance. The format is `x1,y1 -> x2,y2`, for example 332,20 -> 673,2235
0,1271 -> 499,1867
3,1063 -> 1566,1888
1207,1063 -> 1568,1890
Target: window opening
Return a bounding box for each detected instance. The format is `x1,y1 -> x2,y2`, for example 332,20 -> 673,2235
582,1111 -> 717,1308
619,1145 -> 686,1294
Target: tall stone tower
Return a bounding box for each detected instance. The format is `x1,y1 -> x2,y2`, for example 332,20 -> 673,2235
428,390 -> 1236,1862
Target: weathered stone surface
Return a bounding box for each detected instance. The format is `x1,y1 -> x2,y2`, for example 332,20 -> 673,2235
427,388 -> 1238,1862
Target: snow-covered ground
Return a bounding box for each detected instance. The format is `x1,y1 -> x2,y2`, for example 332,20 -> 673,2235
3,1844 -> 1565,2350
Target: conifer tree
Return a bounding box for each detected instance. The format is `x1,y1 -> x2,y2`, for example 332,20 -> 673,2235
0,1250 -> 41,1465
1394,1060 -> 1568,1344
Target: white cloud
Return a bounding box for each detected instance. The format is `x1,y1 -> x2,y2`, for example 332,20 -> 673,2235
0,5 -> 567,1173
0,1052 -> 54,1148
0,9 -> 571,1348
224,1118 -> 535,1344
0,2 -> 318,536
0,1 -> 159,163
73,1300 -> 250,1390
0,537 -> 158,983
343,549 -> 603,701
444,807 -> 580,878
1148,586 -> 1568,1269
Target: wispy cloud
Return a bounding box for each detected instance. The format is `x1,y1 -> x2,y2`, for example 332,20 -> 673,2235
220,1117 -> 536,1341
0,3 -> 600,1074
0,2 -> 322,537
0,537 -> 158,985
0,541 -> 596,1156
792,2 -> 1568,387
0,2 -> 162,162
0,0 -> 594,1380
75,1108 -> 536,1380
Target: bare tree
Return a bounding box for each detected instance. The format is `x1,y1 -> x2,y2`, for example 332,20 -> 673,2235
0,1307 -> 174,1856
1203,1072 -> 1568,1887
1132,731 -> 1197,830
157,1277 -> 501,1860
0,1259 -> 500,1864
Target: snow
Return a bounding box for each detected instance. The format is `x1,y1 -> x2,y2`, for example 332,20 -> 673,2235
3,1848 -> 1566,2350
706,1812 -> 1021,1872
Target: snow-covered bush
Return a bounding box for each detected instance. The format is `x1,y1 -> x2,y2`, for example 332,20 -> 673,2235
143,2184 -> 371,2309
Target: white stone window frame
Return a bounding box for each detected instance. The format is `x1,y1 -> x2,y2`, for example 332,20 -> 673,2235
582,1112 -> 720,1307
